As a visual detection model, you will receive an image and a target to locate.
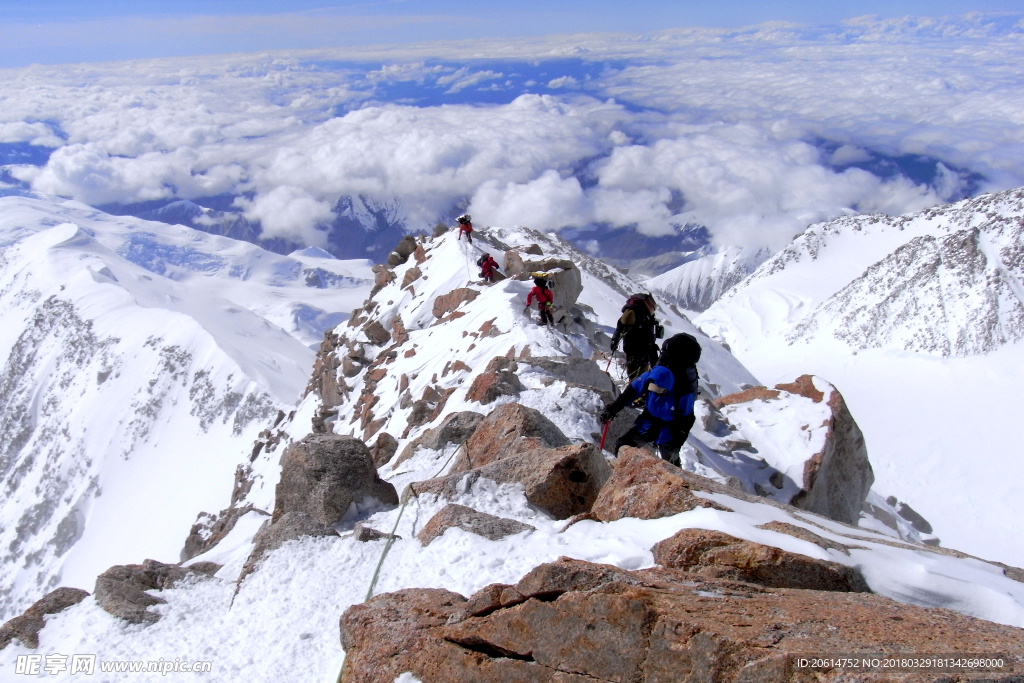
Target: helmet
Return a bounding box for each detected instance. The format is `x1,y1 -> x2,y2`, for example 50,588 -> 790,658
482,252 -> 489,258
457,214 -> 471,224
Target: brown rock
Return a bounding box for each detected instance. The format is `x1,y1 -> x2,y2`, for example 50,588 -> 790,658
0,587 -> 89,650
353,522 -> 399,542
413,442 -> 611,520
180,503 -> 269,562
339,557 -> 1024,683
370,432 -> 399,468
273,434 -> 399,526
401,266 -> 422,289
525,243 -> 544,255
390,316 -> 410,344
590,447 -> 734,522
395,411 -> 484,466
363,320 -> 391,346
456,402 -> 570,472
464,356 -> 524,405
370,264 -> 396,295
652,528 -> 870,592
432,288 -> 479,318
417,504 -> 536,546
413,243 -> 427,263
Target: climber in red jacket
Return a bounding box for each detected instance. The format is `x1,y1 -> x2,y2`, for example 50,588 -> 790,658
526,277 -> 554,326
456,214 -> 473,243
477,253 -> 500,283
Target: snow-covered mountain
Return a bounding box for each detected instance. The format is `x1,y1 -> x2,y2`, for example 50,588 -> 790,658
645,244 -> 772,313
697,187 -> 1024,566
0,195 -> 372,621
2,212 -> 1023,681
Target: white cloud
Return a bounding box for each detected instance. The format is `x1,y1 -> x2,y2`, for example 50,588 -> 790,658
235,185 -> 334,247
1,14 -> 1021,251
470,170 -> 591,230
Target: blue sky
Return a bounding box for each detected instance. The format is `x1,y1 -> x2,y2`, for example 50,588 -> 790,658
2,0 -> 1022,67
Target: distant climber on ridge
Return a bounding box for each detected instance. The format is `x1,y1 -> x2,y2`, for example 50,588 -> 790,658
599,332 -> 701,466
526,276 -> 555,327
477,253 -> 500,283
456,214 -> 473,243
610,293 -> 662,380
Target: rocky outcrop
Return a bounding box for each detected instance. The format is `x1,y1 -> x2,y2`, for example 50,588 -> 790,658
0,587 -> 89,649
503,253 -> 583,310
590,447 -> 735,522
413,442 -> 610,520
94,560 -> 217,625
432,288 -> 479,319
712,375 -> 873,524
455,402 -> 570,472
180,503 -> 269,562
395,411 -> 484,466
370,432 -> 399,468
273,434 -> 399,526
339,558 -> 1024,683
651,528 -> 869,592
238,511 -> 338,583
417,504 -> 535,546
387,235 -> 419,266
362,320 -> 391,346
465,356 -> 524,405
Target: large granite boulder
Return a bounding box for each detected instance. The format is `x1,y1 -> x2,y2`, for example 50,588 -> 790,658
339,558 -> 1024,683
414,442 -> 611,520
273,434 -> 399,526
590,446 -> 735,522
455,402 -> 570,472
711,375 -> 873,524
0,587 -> 90,649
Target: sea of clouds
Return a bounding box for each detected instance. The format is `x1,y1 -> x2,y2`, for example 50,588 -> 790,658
1,13 -> 1022,252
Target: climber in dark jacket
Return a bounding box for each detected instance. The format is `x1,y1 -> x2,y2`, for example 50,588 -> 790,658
599,333 -> 701,466
610,293 -> 662,380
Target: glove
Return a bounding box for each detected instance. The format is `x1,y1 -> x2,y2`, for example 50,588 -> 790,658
599,407 -> 616,424
610,338 -> 619,353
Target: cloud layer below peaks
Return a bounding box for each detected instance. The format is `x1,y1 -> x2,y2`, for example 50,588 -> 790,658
2,14 -> 1022,251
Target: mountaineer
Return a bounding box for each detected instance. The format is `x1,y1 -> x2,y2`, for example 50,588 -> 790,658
477,253 -> 500,283
525,276 -> 555,327
610,293 -> 663,380
599,332 -> 701,466
456,214 -> 473,243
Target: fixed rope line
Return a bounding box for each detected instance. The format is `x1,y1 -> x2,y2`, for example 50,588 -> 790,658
363,437 -> 470,603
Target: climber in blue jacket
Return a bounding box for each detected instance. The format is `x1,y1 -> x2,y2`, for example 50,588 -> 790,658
599,333 -> 701,467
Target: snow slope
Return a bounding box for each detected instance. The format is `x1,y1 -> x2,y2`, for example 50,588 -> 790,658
697,187 -> 1024,566
0,196 -> 372,621
3,224 -> 1023,682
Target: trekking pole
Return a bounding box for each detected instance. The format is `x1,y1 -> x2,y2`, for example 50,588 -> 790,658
604,355 -> 613,373
599,420 -> 611,451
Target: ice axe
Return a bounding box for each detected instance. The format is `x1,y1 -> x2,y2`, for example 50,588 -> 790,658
599,419 -> 611,451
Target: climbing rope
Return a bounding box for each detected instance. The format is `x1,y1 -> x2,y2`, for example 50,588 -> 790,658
363,437 -> 470,603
